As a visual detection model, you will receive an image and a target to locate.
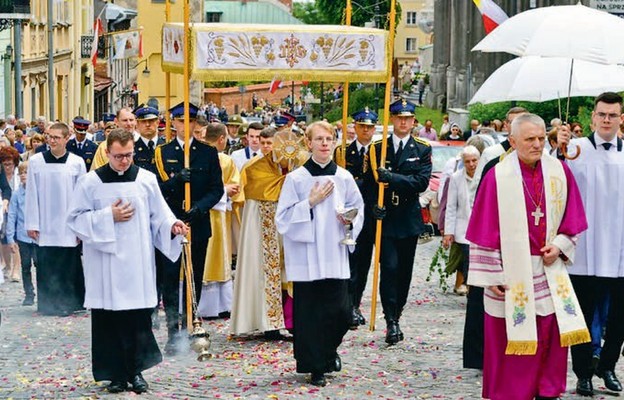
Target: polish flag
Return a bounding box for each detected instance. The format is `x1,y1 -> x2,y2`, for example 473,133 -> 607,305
91,17 -> 104,67
473,0 -> 509,34
269,77 -> 282,94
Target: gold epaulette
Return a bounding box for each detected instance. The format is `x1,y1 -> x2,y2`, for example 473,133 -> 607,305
413,137 -> 431,146
369,141 -> 379,182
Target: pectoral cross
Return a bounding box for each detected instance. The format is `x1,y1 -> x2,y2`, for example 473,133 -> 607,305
532,206 -> 544,226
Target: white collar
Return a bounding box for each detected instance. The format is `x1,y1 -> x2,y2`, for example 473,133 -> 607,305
392,135 -> 409,151
311,157 -> 331,168
594,132 -> 618,150
140,136 -> 157,146
176,137 -> 194,148
355,140 -> 370,153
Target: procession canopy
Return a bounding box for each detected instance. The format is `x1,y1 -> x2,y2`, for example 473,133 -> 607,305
162,23 -> 390,83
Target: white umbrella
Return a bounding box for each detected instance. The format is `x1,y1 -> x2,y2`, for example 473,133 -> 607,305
469,56 -> 624,105
472,3 -> 624,65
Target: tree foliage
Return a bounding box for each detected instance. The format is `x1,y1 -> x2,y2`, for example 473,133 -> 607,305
300,0 -> 400,28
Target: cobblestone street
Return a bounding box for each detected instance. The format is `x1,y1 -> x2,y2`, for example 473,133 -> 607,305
0,240 -> 621,399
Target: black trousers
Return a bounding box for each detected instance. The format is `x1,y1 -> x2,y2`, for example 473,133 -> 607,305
462,286 -> 484,369
161,237 -> 208,334
293,279 -> 350,374
91,308 -> 162,382
379,235 -> 418,321
348,226 -> 374,309
17,240 -> 38,299
570,275 -> 624,378
36,245 -> 84,315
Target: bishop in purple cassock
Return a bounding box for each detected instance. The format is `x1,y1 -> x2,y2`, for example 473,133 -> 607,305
466,113 -> 588,400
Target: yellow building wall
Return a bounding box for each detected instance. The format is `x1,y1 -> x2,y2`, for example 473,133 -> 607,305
136,0 -> 201,110
394,0 -> 432,66
18,0 -> 93,122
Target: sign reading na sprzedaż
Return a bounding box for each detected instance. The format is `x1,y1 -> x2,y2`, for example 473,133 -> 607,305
590,0 -> 624,17
162,23 -> 389,83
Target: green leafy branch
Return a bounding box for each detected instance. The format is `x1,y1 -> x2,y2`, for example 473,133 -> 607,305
426,244 -> 450,292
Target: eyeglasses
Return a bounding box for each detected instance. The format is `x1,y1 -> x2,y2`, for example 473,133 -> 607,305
596,112 -> 621,120
109,152 -> 134,161
311,137 -> 335,143
573,129 -> 583,133
48,135 -> 65,141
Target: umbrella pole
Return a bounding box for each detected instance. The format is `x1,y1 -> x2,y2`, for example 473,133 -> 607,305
369,0 -> 397,332
565,59 -> 574,123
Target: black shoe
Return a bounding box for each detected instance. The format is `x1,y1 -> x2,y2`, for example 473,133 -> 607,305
355,308 -> 366,325
130,373 -> 149,394
576,377 -> 593,396
385,321 -> 400,345
349,308 -> 360,330
535,397 -> 561,400
326,355 -> 341,372
310,372 -> 327,387
597,369 -> 622,392
218,311 -> 231,319
22,297 -> 34,306
106,380 -> 128,393
264,330 -> 285,341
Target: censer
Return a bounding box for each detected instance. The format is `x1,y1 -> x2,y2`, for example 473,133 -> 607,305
181,237 -> 212,361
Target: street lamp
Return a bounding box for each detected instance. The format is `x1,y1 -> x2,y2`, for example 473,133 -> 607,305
133,58 -> 150,77
2,44 -> 12,61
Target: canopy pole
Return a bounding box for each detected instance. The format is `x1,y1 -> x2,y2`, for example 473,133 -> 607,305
165,0 -> 172,141
339,0 -> 353,167
183,0 -> 193,332
369,0 -> 397,332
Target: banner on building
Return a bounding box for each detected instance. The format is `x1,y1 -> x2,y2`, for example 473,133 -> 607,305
162,23 -> 389,83
113,30 -> 143,60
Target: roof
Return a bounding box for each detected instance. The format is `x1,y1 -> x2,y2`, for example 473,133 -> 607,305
205,1 -> 303,25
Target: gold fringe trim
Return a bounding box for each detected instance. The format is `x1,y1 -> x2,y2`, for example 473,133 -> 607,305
505,340 -> 538,356
560,328 -> 591,347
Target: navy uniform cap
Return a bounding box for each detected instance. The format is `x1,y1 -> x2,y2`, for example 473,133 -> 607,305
352,107 -> 378,126
102,113 -> 115,123
133,104 -> 160,120
273,115 -> 290,127
169,102 -> 199,119
73,118 -> 91,132
389,99 -> 416,116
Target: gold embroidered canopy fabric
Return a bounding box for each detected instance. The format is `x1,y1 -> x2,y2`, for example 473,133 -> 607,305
162,23 -> 389,83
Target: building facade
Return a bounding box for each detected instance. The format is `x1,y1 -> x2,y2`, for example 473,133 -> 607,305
428,0 -> 587,111
394,0 -> 433,66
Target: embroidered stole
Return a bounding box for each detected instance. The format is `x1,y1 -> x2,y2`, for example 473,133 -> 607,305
496,152 -> 589,355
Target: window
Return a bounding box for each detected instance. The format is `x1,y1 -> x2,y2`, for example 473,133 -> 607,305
406,38 -> 418,53
406,11 -> 417,26
206,12 -> 222,23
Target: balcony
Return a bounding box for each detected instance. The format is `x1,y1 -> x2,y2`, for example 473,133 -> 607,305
80,35 -> 106,59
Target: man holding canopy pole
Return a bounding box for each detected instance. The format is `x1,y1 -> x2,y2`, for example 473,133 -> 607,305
154,102 -> 224,355
363,98 -> 432,345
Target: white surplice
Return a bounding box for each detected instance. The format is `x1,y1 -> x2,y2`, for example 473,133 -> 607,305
275,165 -> 364,282
25,152 -> 86,247
67,168 -> 183,311
567,136 -> 624,277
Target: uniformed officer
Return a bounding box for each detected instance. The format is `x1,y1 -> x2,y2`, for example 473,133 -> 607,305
364,99 -> 432,345
224,114 -> 246,155
133,104 -> 164,174
335,107 -> 378,329
154,101 -> 224,354
67,117 -> 98,171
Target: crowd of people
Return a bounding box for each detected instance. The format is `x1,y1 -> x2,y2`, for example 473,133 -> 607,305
1,90 -> 623,399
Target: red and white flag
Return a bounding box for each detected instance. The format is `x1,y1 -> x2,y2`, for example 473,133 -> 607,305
269,77 -> 282,94
473,0 -> 509,34
91,17 -> 104,67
